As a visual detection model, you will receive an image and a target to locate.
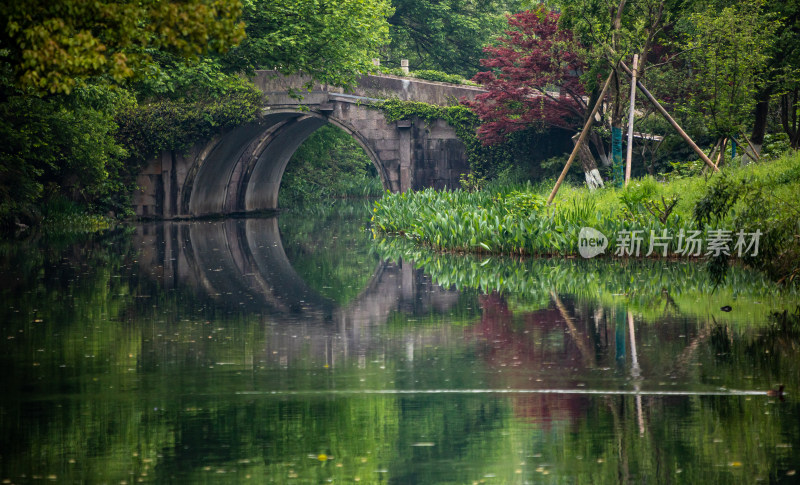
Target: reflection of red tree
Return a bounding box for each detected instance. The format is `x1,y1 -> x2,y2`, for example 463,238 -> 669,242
470,292 -> 590,426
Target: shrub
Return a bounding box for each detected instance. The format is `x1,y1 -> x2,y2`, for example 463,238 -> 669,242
412,70 -> 471,85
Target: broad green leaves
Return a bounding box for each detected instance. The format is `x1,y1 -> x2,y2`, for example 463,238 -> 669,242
0,0 -> 246,94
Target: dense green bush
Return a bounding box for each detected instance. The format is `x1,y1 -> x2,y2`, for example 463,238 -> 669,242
0,56 -> 265,233
0,80 -> 129,230
411,70 -> 474,85
115,69 -> 263,165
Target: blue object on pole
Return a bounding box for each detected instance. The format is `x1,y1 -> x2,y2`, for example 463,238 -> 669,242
612,127 -> 624,187
615,310 -> 626,367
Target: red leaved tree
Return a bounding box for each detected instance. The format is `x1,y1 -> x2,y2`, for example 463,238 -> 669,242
468,6 -> 608,188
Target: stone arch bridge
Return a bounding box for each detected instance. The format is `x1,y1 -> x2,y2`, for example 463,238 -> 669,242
134,71 -> 485,218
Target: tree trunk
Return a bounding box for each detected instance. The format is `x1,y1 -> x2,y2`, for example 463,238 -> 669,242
574,133 -> 604,190
610,71 -> 625,185
781,87 -> 799,149
747,87 -> 770,163
609,0 -> 626,184
792,88 -> 798,146
591,131 -> 611,166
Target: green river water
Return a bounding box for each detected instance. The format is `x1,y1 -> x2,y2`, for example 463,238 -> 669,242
1,202 -> 798,484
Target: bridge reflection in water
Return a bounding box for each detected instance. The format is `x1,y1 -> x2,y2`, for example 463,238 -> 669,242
131,214 -> 606,427
134,215 -> 463,366
130,212 -> 779,431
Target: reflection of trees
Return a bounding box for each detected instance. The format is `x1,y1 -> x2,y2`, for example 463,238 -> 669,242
468,288 -> 800,484
471,292 -> 590,426
375,237 -> 798,322
2,224 -> 800,484
278,201 -> 380,305
0,231 -> 157,483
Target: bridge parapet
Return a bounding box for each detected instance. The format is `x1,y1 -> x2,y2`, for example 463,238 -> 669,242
254,70 -> 485,106
134,71 -> 480,219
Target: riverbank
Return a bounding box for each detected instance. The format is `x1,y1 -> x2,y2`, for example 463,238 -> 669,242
4,198 -> 115,240
371,151 -> 800,284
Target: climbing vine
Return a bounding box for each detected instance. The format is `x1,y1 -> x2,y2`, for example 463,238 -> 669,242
115,83 -> 263,165
378,99 -> 512,177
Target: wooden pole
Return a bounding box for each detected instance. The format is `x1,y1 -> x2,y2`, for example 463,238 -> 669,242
739,130 -> 761,162
624,54 -> 639,185
714,137 -> 728,169
618,61 -> 719,172
707,137 -> 722,163
547,68 -> 617,205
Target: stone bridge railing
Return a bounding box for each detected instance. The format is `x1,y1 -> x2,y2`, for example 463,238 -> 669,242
255,70 -> 486,107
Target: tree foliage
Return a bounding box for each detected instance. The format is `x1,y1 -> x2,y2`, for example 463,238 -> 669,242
116,57 -> 263,164
0,0 -> 245,94
677,1 -> 776,138
222,0 -> 393,86
468,7 -> 587,146
759,0 -> 800,147
279,125 -> 383,205
0,78 -> 129,226
386,0 -> 534,77
557,0 -> 677,67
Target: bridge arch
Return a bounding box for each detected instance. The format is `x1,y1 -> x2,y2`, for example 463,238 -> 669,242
183,105 -> 400,216
134,71 -> 480,219
241,109 -> 391,211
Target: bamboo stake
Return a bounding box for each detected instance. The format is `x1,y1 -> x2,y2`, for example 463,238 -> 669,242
707,137 -> 723,163
618,61 -> 719,172
624,54 -> 639,186
714,137 -> 728,169
550,291 -> 596,365
739,130 -> 761,162
627,311 -> 645,436
547,67 -> 617,205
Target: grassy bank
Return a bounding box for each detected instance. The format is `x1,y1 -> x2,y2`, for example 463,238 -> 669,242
3,196 -> 115,240
371,151 -> 800,284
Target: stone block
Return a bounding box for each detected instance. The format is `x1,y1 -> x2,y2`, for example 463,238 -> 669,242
375,139 -> 399,151
378,150 -> 400,161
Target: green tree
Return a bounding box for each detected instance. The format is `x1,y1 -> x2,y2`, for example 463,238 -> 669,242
221,0 -> 393,86
0,0 -> 245,94
679,1 -> 776,148
557,0 -> 687,177
0,72 -> 130,227
386,0 -> 535,77
752,0 -> 800,151
0,0 -> 250,229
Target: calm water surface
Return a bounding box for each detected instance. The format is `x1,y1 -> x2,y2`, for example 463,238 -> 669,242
1,202 -> 799,484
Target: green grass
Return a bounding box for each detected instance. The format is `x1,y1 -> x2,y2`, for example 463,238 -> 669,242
371,151 -> 800,283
